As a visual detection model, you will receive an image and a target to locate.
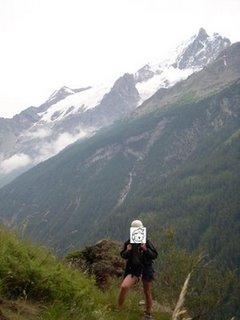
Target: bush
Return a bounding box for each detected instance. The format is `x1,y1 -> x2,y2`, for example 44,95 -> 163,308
0,227 -> 98,305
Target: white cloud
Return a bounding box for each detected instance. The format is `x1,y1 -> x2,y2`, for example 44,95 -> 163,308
36,130 -> 91,162
0,129 -> 91,175
23,128 -> 52,139
0,153 -> 32,174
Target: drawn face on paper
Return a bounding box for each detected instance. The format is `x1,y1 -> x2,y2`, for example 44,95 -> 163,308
130,227 -> 146,244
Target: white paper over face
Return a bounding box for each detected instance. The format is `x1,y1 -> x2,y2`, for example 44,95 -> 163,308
130,227 -> 147,244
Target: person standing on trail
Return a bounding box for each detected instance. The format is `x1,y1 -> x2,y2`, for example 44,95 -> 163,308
118,220 -> 158,320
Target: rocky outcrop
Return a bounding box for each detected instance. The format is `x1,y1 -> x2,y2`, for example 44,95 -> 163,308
174,28 -> 230,69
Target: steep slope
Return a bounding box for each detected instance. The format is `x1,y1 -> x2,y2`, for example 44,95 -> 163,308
0,227 -> 169,320
0,43 -> 239,261
0,28 -> 230,187
135,27 -> 230,102
0,77 -> 139,187
137,42 -> 240,115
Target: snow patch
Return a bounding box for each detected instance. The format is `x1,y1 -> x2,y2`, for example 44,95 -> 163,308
48,86 -> 75,102
136,67 -> 195,102
39,85 -> 111,123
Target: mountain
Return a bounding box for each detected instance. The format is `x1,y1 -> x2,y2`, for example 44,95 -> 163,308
0,41 -> 239,258
134,27 -> 230,102
0,28 -> 230,187
137,41 -> 240,115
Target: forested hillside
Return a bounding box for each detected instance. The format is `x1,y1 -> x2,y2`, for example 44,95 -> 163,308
0,42 -> 239,320
0,65 -> 239,261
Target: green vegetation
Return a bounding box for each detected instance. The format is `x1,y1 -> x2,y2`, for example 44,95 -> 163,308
0,77 -> 240,318
153,230 -> 240,319
0,227 -> 169,320
1,225 -> 236,320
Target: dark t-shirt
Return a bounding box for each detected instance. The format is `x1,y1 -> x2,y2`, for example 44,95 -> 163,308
120,239 -> 158,279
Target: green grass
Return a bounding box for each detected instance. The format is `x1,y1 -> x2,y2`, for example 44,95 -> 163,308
0,227 -> 170,320
0,300 -> 42,320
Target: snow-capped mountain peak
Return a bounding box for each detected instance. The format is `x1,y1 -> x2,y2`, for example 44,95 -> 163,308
134,28 -> 231,103
174,27 -> 230,69
39,28 -> 230,125
47,85 -> 93,104
48,86 -> 76,102
0,28 -> 231,187
38,84 -> 111,123
197,27 -> 208,40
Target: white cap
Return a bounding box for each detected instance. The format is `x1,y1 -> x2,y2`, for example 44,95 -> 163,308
131,220 -> 143,228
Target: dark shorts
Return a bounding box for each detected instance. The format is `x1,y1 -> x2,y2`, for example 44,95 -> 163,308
142,265 -> 155,282
124,265 -> 155,282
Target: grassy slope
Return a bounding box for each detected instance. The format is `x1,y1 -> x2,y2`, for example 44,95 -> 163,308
0,227 -> 169,320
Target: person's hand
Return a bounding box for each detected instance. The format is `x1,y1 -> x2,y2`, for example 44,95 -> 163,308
127,244 -> 132,251
141,243 -> 147,251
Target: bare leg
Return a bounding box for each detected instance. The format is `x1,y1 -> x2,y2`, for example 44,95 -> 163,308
142,279 -> 153,315
118,274 -> 138,308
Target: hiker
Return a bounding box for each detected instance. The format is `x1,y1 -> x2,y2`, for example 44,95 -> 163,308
118,220 -> 158,319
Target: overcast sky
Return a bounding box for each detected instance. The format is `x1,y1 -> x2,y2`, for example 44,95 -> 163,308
0,0 -> 239,118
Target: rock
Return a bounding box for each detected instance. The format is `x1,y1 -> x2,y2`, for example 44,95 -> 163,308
138,300 -> 172,314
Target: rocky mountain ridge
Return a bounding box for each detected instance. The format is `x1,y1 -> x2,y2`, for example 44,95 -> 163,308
0,28 -> 230,187
0,41 -> 239,254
